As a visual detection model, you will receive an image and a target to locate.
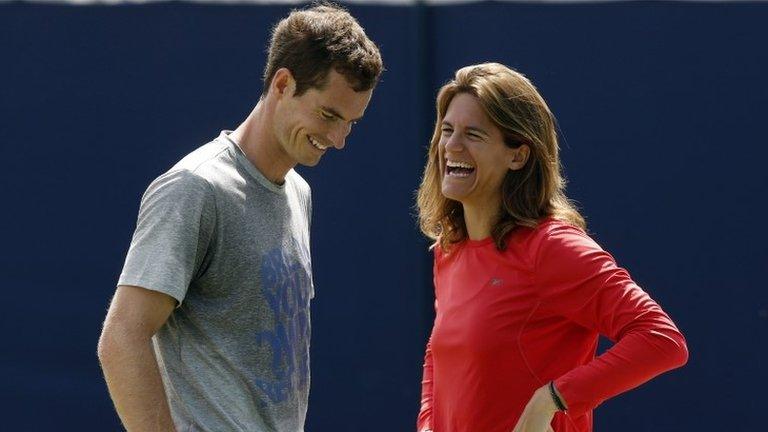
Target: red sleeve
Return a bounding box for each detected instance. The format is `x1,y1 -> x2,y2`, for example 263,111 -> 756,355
417,249 -> 441,432
417,331 -> 434,432
535,224 -> 689,416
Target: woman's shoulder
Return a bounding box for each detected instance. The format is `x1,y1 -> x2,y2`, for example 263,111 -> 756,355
504,217 -> 596,266
509,216 -> 586,245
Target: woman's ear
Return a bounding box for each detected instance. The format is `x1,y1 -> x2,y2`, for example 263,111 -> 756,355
508,144 -> 530,171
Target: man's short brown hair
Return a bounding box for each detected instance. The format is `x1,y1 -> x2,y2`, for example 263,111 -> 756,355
262,3 -> 384,96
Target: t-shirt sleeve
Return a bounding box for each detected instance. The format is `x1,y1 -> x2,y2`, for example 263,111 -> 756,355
297,177 -> 314,299
418,330 -> 435,432
535,224 -> 688,416
118,169 -> 216,304
417,249 -> 441,432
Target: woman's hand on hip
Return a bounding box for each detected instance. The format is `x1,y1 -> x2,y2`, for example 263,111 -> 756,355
511,384 -> 558,432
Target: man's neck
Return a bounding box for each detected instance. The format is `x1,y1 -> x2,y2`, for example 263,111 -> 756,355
230,101 -> 294,185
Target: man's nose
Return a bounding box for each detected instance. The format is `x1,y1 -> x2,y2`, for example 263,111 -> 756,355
328,122 -> 353,150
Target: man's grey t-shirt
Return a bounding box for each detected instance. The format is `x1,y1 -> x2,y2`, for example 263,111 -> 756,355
119,131 -> 313,432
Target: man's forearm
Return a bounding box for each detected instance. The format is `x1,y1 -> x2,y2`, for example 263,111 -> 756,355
98,333 -> 175,432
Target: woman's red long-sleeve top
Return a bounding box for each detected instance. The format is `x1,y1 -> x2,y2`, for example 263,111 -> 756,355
417,219 -> 688,432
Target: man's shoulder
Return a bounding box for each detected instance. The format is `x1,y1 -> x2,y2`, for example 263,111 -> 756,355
142,136 -> 232,201
170,137 -> 232,177
155,135 -> 241,192
286,169 -> 311,196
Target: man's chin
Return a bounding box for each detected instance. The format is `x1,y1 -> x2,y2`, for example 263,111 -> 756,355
299,157 -> 321,168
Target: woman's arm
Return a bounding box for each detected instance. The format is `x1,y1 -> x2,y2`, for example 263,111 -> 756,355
417,335 -> 435,432
536,224 -> 689,416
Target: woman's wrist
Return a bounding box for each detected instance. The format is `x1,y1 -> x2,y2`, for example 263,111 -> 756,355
549,381 -> 568,412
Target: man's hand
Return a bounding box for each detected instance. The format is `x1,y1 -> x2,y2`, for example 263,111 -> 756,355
511,384 -> 559,432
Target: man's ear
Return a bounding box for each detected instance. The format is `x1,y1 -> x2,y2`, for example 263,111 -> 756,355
271,68 -> 296,97
508,144 -> 530,171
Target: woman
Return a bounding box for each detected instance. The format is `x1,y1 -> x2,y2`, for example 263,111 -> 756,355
415,63 -> 688,432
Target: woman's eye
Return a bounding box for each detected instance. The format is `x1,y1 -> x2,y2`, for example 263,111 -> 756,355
321,111 -> 335,120
441,128 -> 453,134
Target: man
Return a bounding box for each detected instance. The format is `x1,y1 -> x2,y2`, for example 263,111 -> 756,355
97,4 -> 383,431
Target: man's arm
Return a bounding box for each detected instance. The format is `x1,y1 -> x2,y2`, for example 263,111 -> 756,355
97,285 -> 177,432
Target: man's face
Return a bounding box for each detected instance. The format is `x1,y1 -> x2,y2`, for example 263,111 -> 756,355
273,70 -> 373,167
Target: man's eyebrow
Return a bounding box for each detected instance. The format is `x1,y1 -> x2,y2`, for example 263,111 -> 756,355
322,106 -> 363,123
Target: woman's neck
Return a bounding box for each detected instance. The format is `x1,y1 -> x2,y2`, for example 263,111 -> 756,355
462,201 -> 499,241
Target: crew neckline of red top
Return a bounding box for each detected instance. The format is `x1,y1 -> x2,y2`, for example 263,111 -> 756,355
457,217 -> 561,249
462,236 -> 495,248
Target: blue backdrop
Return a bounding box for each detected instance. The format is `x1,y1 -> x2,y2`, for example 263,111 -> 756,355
1,2 -> 766,431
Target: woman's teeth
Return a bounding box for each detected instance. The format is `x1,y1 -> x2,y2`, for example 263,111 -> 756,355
446,160 -> 475,177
